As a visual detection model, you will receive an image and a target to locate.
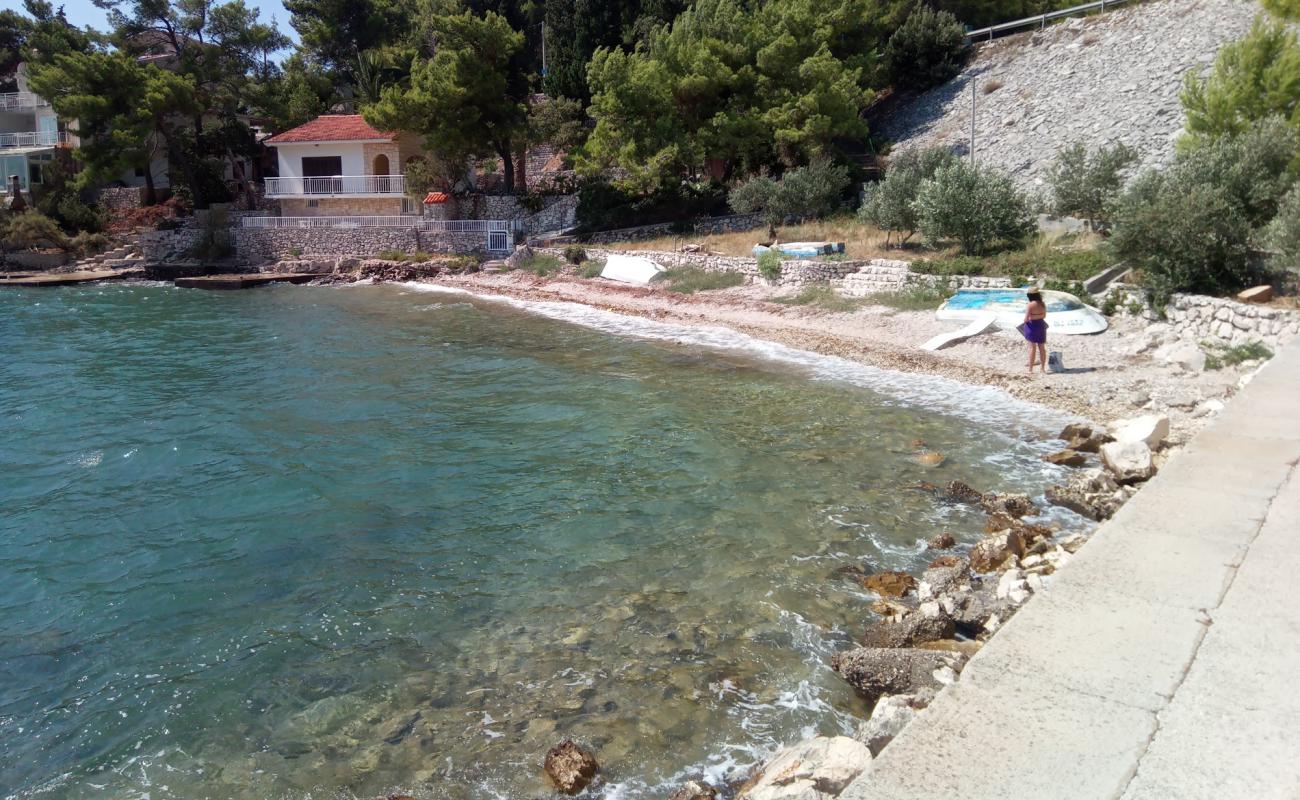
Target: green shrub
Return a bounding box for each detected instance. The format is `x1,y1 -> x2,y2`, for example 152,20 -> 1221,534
378,249 -> 409,261
579,259 -> 606,278
662,267 -> 745,293
1048,142 -> 1137,227
757,250 -> 783,281
1204,341 -> 1274,370
2,211 -> 69,250
859,147 -> 959,246
730,160 -> 852,238
514,253 -> 565,276
563,245 -> 588,264
884,5 -> 968,90
774,283 -> 866,312
576,179 -> 729,234
915,161 -> 1036,254
1265,185 -> 1300,271
69,231 -> 110,258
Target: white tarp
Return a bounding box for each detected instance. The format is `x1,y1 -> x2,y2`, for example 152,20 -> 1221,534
600,253 -> 664,285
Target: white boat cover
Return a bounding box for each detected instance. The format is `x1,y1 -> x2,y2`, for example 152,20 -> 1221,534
600,254 -> 665,285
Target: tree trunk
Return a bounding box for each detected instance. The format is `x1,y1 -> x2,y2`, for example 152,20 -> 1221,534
142,164 -> 157,206
499,144 -> 515,195
513,142 -> 527,193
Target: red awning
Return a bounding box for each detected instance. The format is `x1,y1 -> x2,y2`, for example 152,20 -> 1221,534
424,192 -> 450,204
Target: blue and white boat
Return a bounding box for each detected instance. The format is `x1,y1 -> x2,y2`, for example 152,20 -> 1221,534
937,288 -> 1108,335
752,241 -> 845,259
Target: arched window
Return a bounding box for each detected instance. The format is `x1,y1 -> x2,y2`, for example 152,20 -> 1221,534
372,153 -> 390,176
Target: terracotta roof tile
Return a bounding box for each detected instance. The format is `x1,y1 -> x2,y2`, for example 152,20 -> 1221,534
266,115 -> 395,145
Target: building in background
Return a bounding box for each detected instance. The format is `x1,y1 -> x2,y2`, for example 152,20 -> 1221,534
0,63 -> 75,194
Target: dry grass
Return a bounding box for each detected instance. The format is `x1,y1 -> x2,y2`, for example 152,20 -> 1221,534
600,217 -> 912,261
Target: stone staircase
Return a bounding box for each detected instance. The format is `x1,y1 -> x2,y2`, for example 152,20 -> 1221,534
64,234 -> 145,272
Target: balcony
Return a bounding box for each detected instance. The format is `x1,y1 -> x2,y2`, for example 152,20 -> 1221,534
0,92 -> 51,112
0,130 -> 70,150
264,174 -> 406,198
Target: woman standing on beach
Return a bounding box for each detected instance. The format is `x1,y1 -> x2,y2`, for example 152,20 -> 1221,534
1022,290 -> 1048,373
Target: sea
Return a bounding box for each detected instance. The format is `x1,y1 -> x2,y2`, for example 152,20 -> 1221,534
0,282 -> 1079,799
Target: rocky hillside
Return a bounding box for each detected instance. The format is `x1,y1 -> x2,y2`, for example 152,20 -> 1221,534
872,0 -> 1260,192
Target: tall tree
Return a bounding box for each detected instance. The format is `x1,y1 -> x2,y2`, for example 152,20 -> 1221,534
1180,16 -> 1300,147
364,9 -> 530,193
282,0 -> 417,83
581,0 -> 896,192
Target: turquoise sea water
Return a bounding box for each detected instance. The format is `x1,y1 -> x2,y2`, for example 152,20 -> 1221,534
0,283 -> 1078,799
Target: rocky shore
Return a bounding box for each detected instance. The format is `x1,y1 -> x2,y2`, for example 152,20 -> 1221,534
666,414 -> 1173,800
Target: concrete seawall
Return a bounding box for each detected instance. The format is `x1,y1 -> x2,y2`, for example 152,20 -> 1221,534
843,337 -> 1300,798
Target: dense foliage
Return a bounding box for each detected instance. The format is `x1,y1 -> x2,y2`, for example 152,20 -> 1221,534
1048,142 -> 1136,227
914,160 -> 1036,254
729,160 -> 851,238
1111,118 -> 1299,300
580,0 -> 901,192
1266,186 -> 1300,272
884,5 -> 967,91
858,146 -> 957,244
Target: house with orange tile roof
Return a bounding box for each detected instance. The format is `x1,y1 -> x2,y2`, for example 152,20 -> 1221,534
264,115 -> 425,218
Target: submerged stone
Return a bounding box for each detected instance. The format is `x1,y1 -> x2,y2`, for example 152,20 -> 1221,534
544,739 -> 600,794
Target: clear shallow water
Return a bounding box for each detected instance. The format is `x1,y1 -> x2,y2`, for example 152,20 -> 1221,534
0,283 -> 1078,800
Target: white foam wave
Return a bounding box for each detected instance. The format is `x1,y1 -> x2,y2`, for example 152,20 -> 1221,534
401,283 -> 1080,437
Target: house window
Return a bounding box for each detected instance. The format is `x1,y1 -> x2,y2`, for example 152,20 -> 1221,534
301,156 -> 342,177
307,199 -> 320,208
135,167 -> 146,177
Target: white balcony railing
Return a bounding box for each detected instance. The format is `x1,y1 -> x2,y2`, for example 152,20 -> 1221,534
0,92 -> 51,111
264,175 -> 407,197
0,130 -> 70,150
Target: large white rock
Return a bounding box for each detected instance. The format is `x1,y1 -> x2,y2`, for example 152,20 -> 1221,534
1153,340 -> 1206,371
1108,414 -> 1170,448
1100,440 -> 1156,484
740,736 -> 872,800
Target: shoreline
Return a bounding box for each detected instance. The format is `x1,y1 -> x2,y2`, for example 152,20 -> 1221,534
418,270 -> 1256,445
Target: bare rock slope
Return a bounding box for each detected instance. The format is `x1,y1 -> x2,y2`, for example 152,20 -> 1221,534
874,0 -> 1260,191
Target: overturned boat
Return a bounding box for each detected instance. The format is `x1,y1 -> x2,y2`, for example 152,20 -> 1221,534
937,288 -> 1108,335
752,241 -> 845,259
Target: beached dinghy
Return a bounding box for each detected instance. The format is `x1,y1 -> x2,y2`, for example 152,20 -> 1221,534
937,288 -> 1108,335
600,254 -> 665,285
752,242 -> 845,259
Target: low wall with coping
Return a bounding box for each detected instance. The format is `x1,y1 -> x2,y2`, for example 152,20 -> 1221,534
233,228 -> 492,263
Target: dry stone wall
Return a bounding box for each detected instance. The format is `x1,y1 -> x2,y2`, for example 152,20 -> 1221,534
838,260 -> 1012,295
1163,293 -> 1300,348
874,0 -> 1259,191
234,227 -> 493,264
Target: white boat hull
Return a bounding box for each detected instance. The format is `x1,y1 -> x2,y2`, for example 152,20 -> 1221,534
936,288 -> 1108,335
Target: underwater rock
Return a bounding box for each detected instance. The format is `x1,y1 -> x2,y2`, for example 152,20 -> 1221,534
942,480 -> 984,504
544,739 -> 600,794
669,778 -> 719,800
979,492 -> 1038,519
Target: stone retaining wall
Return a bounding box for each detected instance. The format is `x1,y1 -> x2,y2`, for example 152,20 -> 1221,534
233,227 -> 491,264
838,260 -> 1012,295
1164,293 -> 1300,349
96,187 -> 146,211
139,228 -> 205,262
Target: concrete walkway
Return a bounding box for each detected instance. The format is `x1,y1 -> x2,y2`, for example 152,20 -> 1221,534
844,338 -> 1300,800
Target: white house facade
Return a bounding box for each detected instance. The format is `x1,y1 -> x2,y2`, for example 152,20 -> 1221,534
0,63 -> 75,193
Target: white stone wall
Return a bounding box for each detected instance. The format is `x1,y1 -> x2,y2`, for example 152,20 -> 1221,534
838,260 -> 1012,295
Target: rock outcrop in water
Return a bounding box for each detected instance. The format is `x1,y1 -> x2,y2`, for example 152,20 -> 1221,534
544,739 -> 600,794
735,736 -> 873,800
830,647 -> 966,708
